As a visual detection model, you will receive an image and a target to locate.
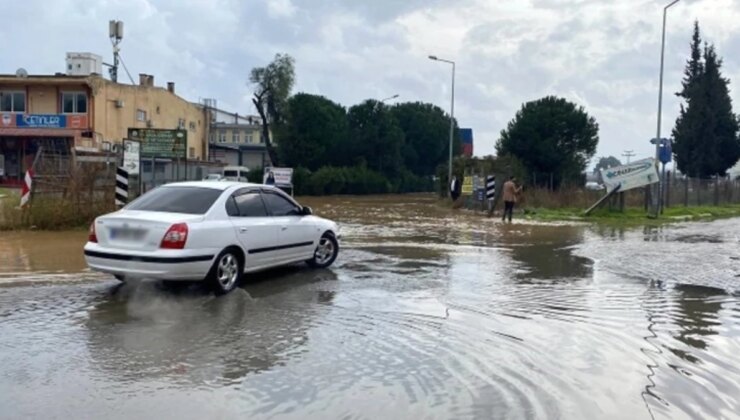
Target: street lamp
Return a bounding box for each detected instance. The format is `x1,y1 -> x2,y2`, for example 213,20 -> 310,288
381,94 -> 399,103
653,0 -> 680,215
429,55 -> 456,195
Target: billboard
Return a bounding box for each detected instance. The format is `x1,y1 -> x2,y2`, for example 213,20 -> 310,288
601,158 -> 659,193
127,128 -> 187,159
263,167 -> 293,188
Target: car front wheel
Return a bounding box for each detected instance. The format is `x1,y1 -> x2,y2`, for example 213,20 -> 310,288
308,233 -> 339,269
207,249 -> 243,295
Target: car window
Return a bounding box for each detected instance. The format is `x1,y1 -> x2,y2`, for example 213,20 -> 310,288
224,170 -> 238,178
225,196 -> 239,216
126,187 -> 222,214
262,191 -> 301,216
233,192 -> 268,217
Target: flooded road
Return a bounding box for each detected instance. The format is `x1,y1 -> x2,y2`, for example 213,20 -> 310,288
1,195 -> 740,419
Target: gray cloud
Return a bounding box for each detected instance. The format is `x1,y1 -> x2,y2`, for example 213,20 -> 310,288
1,0 -> 738,166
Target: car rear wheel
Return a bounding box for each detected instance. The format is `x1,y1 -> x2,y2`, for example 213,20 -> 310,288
207,249 -> 243,295
307,233 -> 339,269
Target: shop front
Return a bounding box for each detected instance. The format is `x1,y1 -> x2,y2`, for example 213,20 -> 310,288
0,114 -> 87,187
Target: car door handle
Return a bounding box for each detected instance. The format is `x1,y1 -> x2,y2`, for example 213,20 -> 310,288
239,227 -> 248,233
281,226 -> 288,231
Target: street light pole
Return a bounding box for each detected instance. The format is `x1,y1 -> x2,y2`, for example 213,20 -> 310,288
653,0 -> 680,216
429,55 -> 456,195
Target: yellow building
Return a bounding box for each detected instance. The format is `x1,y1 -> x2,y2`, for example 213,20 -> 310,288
91,74 -> 208,160
0,71 -> 209,186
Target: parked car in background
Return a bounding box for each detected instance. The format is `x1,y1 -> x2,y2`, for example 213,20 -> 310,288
223,166 -> 250,182
585,181 -> 604,191
203,173 -> 224,181
83,182 -> 341,294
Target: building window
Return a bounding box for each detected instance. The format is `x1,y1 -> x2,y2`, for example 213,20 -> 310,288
246,134 -> 253,144
0,91 -> 26,113
189,147 -> 195,158
61,92 -> 87,114
219,130 -> 226,143
233,131 -> 240,143
178,118 -> 186,129
137,109 -> 147,122
189,121 -> 196,131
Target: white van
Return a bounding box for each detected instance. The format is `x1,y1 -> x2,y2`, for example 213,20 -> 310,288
222,166 -> 250,182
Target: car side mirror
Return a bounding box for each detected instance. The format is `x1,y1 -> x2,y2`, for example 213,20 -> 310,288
302,206 -> 313,216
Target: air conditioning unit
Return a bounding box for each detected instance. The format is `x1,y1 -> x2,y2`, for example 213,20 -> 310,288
146,120 -> 154,128
114,99 -> 124,108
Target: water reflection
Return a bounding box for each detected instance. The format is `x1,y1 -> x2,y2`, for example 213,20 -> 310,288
672,284 -> 723,353
84,268 -> 337,387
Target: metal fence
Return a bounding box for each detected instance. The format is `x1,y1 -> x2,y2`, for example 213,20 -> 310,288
663,176 -> 740,207
32,151 -> 224,203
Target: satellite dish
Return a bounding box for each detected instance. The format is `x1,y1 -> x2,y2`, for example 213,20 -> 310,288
15,68 -> 28,78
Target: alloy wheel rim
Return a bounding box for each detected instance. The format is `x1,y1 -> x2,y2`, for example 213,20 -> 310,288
315,238 -> 335,265
217,254 -> 238,289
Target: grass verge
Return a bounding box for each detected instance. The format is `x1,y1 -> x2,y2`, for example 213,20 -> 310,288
523,205 -> 740,226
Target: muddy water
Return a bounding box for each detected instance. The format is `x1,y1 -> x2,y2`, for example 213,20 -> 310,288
1,194 -> 740,419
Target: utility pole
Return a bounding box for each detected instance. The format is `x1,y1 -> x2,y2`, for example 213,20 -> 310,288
622,150 -> 635,164
429,55 -> 456,196
652,0 -> 680,216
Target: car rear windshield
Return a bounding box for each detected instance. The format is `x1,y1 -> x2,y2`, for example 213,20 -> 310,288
126,187 -> 222,214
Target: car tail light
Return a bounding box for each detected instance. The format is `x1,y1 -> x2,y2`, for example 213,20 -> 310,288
161,223 -> 188,249
88,222 -> 98,243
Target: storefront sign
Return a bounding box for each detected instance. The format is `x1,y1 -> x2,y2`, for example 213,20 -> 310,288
128,128 -> 187,159
17,114 -> 65,128
0,114 -> 88,129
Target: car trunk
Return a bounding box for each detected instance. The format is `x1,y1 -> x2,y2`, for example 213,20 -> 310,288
95,210 -> 204,252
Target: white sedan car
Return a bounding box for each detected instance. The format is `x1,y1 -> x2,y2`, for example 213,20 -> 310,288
84,181 -> 340,294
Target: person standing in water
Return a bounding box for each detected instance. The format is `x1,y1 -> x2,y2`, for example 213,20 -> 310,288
502,176 -> 522,222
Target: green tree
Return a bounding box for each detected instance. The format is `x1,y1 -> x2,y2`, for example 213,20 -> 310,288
250,53 -> 295,165
495,96 -> 599,187
673,22 -> 740,178
277,93 -> 348,171
391,102 -> 461,176
594,156 -> 622,173
345,100 -> 405,178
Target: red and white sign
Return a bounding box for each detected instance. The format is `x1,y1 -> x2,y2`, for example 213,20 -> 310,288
67,115 -> 88,129
20,169 -> 33,207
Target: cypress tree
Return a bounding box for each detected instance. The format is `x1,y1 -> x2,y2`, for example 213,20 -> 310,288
672,22 -> 740,177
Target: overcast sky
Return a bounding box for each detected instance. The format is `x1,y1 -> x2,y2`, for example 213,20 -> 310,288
2,0 -> 739,167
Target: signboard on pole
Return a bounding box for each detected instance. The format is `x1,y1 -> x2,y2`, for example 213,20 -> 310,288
127,128 -> 187,159
122,139 -> 140,175
462,176 -> 474,195
264,167 -> 294,188
600,158 -> 659,193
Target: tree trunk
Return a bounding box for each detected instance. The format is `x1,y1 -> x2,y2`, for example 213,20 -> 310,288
252,96 -> 279,167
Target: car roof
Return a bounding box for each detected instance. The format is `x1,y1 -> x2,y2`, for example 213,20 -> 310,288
163,181 -> 265,191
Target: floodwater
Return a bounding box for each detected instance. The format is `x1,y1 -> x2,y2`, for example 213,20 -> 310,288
1,195 -> 740,419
